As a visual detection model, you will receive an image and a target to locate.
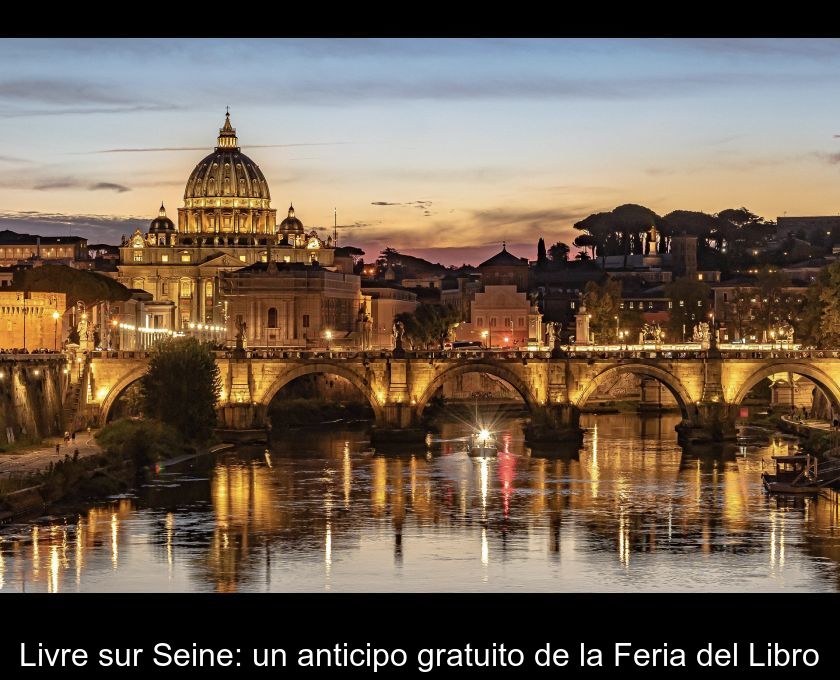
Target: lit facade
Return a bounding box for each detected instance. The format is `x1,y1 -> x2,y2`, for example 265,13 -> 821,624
116,113 -> 335,333
220,262 -> 366,350
0,291 -> 67,351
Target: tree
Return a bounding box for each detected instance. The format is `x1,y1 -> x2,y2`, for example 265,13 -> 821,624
573,233 -> 598,260
725,288 -> 754,341
548,241 -> 570,263
752,268 -> 792,335
11,264 -> 131,307
394,304 -> 461,350
574,204 -> 666,269
582,279 -> 623,344
140,337 -> 221,441
807,261 -> 840,347
664,277 -> 711,341
537,238 -> 547,267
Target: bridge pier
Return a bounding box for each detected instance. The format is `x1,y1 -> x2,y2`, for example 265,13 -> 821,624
675,402 -> 737,447
524,404 -> 584,445
215,403 -> 270,443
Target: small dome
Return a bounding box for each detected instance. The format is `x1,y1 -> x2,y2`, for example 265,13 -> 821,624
279,204 -> 304,234
149,203 -> 175,232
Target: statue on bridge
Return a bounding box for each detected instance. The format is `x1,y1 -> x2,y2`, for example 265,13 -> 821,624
393,320 -> 406,357
549,321 -> 564,358
233,317 -> 248,358
692,322 -> 711,345
641,322 -> 665,345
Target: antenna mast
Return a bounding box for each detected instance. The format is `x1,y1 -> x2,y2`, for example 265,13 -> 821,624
333,207 -> 338,247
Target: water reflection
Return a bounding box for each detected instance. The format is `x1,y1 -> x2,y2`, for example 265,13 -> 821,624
2,413 -> 840,592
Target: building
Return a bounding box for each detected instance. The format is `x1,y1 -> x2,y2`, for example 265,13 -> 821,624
116,113 -> 336,333
0,291 -> 66,351
220,262 -> 365,350
361,282 -> 418,349
476,244 -> 529,291
456,284 -> 541,348
777,216 -> 840,238
109,290 -> 178,352
0,231 -> 90,269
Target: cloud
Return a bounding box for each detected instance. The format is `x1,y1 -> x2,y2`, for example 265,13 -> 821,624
89,182 -> 130,193
371,200 -> 433,209
29,178 -> 131,192
815,151 -> 840,165
0,210 -> 144,244
87,142 -> 350,154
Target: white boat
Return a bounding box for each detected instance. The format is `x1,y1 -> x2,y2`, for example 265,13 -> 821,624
469,429 -> 497,457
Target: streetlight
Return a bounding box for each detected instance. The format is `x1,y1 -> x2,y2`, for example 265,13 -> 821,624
52,311 -> 60,351
325,329 -> 332,350
481,329 -> 490,349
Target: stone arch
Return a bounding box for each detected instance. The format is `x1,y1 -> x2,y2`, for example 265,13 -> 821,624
731,362 -> 840,412
98,365 -> 148,425
574,363 -> 696,420
259,362 -> 384,423
414,361 -> 537,418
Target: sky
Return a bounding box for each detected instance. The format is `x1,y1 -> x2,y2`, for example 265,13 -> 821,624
0,38 -> 839,266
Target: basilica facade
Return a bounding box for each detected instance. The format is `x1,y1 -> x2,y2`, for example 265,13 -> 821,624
116,113 -> 336,335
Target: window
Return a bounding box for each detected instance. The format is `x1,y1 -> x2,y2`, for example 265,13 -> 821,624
161,254 -> 169,263
518,317 -> 525,327
619,303 -> 624,309
267,307 -> 278,328
697,300 -> 702,307
504,317 -> 512,328
570,301 -> 575,309
302,314 -> 310,328
161,282 -> 169,295
477,317 -> 484,327
668,301 -> 673,309
723,292 -> 728,302
133,251 -> 143,262
490,317 -> 497,327
239,255 -> 246,262
679,300 -> 684,307
180,279 -> 192,298
629,302 -> 634,309
180,252 -> 191,263
648,302 -> 653,310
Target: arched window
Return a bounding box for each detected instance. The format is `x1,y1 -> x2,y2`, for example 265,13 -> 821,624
267,307 -> 278,328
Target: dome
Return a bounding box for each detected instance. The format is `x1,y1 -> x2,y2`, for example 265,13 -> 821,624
182,112 -> 271,202
279,204 -> 304,234
149,203 -> 175,232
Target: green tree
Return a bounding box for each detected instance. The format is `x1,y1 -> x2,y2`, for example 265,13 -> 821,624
537,238 -> 547,267
395,304 -> 461,350
752,268 -> 792,335
664,277 -> 711,341
725,287 -> 754,340
140,337 -> 221,441
11,264 -> 130,307
815,261 -> 840,346
548,241 -> 570,263
582,279 -> 623,344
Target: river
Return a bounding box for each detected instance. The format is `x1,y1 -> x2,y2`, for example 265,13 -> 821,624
2,412 -> 840,592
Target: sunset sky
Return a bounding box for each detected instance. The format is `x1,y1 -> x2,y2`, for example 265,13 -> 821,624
1,38 -> 839,266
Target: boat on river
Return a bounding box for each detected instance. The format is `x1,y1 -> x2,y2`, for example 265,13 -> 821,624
762,454 -> 822,495
469,429 -> 497,457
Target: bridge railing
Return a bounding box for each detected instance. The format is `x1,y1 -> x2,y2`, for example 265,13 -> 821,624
87,347 -> 840,362
0,352 -> 67,361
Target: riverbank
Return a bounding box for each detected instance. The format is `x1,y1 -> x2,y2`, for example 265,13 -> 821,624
0,419 -> 228,523
0,430 -> 101,482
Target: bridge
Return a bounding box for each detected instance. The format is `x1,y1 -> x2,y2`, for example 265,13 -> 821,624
81,346 -> 840,447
